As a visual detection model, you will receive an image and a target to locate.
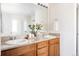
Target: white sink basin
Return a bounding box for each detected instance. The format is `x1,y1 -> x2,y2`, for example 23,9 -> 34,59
5,39 -> 29,44
44,35 -> 56,39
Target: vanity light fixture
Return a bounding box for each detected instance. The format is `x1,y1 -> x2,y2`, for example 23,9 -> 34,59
37,3 -> 48,8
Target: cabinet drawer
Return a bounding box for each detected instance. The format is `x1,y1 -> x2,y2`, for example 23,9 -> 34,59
37,47 -> 48,55
1,44 -> 36,56
37,41 -> 48,48
49,38 -> 59,45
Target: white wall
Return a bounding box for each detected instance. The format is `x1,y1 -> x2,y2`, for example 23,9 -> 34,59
49,3 -> 76,56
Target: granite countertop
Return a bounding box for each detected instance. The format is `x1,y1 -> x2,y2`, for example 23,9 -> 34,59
1,35 -> 58,51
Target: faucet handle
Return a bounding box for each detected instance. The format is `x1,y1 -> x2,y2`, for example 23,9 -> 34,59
12,36 -> 16,40
14,37 -> 16,39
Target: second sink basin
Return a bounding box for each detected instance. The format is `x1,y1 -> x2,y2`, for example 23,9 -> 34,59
43,35 -> 56,39
5,39 -> 29,45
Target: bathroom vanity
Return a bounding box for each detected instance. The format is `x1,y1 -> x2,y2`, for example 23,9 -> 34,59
1,36 -> 60,56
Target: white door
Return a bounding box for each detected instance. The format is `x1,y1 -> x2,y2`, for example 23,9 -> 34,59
78,6 -> 79,56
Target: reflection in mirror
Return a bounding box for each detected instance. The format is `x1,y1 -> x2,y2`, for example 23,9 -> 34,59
35,4 -> 48,32
12,19 -> 18,34
0,3 -> 48,35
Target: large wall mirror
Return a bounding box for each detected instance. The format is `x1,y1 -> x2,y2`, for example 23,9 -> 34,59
0,3 -> 48,35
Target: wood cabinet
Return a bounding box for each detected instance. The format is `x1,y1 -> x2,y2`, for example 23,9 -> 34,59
36,41 -> 48,56
49,38 -> 60,56
1,44 -> 36,56
1,37 -> 60,56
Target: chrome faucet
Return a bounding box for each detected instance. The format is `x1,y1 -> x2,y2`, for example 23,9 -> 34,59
12,36 -> 16,40
10,32 -> 16,40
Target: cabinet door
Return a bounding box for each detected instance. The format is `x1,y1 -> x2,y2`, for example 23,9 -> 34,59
54,44 -> 60,56
49,44 -> 60,56
49,45 -> 55,56
20,50 -> 36,56
1,44 -> 36,56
